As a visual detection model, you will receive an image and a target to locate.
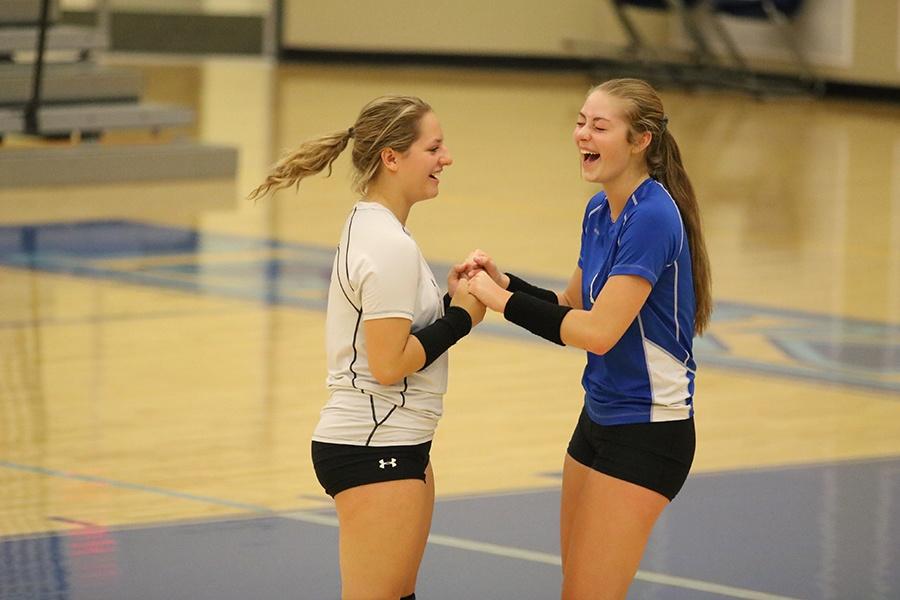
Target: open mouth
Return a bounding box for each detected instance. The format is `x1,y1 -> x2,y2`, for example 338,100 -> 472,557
429,173 -> 441,182
582,152 -> 600,165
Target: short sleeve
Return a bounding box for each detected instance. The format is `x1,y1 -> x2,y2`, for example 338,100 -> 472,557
609,204 -> 681,286
353,233 -> 419,322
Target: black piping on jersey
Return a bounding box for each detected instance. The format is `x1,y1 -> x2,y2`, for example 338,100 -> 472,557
349,310 -> 363,390
365,378 -> 407,446
335,243 -> 361,312
334,241 -> 364,390
334,208 -> 366,390
344,205 -> 359,292
338,203 -> 417,426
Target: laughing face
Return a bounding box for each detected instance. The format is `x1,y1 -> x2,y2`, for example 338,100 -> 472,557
397,111 -> 453,202
574,91 -> 642,185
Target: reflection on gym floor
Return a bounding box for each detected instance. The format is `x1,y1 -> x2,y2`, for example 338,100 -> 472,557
1,58 -> 899,599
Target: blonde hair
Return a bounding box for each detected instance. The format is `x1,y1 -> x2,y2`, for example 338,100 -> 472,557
590,78 -> 712,335
248,95 -> 432,200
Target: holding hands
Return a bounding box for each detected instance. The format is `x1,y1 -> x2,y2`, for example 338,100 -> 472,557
450,278 -> 486,326
467,271 -> 512,313
447,249 -> 513,315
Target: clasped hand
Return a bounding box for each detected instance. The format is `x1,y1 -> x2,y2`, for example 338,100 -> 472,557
447,249 -> 513,316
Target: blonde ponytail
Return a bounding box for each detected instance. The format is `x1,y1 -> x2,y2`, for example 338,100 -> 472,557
249,95 -> 432,201
248,129 -> 352,201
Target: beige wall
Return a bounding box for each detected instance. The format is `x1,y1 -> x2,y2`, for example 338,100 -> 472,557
282,0 -> 900,87
281,0 -> 667,57
841,0 -> 900,85
715,0 -> 899,86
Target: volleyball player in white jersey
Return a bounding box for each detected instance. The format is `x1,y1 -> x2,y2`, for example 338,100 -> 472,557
463,79 -> 713,599
250,96 -> 485,600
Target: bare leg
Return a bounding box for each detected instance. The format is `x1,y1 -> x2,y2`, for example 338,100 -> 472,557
559,453 -> 591,574
561,470 -> 669,600
334,469 -> 434,600
401,462 -> 434,597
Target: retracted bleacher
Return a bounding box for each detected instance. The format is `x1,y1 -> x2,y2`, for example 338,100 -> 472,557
584,0 -> 823,95
0,0 -> 236,188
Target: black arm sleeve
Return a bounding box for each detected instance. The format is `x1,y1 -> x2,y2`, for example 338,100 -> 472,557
412,306 -> 472,369
503,292 -> 572,345
505,272 -> 559,304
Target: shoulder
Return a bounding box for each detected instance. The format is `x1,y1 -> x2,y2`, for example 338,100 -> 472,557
350,206 -> 414,245
623,182 -> 685,257
584,190 -> 606,216
348,208 -> 418,264
350,204 -> 404,230
628,181 -> 682,230
582,191 -> 607,229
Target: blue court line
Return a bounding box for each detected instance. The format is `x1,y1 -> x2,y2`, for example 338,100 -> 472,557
696,359 -> 898,393
0,460 -> 276,516
286,506 -> 799,599
0,259 -> 329,312
1,219 -> 898,394
0,308 -> 252,330
0,458 -> 800,600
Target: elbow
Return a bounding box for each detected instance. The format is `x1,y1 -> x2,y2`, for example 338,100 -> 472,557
585,336 -> 613,356
370,364 -> 404,386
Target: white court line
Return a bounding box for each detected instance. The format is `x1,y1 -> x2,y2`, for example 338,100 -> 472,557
284,511 -> 799,600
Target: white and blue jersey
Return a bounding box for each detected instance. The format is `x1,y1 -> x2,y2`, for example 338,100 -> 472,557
578,177 -> 696,425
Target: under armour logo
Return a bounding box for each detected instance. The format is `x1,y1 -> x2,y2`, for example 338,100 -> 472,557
379,458 -> 397,469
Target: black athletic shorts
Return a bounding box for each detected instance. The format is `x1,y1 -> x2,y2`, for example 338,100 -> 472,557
311,440 -> 432,498
566,407 -> 695,501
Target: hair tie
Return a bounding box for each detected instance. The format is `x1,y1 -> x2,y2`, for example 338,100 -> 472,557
660,115 -> 669,133
347,127 -> 355,139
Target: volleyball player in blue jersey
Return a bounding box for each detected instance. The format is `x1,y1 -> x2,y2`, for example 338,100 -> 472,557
464,79 -> 712,599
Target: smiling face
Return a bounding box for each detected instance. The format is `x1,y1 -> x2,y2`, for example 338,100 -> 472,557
574,90 -> 648,186
395,111 -> 453,202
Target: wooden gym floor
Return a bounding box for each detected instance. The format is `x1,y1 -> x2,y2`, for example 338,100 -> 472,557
0,58 -> 898,599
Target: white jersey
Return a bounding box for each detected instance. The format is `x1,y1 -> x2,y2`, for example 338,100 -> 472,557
312,201 -> 447,446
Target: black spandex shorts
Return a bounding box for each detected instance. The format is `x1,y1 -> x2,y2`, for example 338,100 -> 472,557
311,440 -> 432,498
566,407 -> 695,501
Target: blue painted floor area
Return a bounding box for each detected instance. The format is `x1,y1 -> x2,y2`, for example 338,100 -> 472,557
647,456 -> 899,599
2,457 -> 898,599
2,219 -> 899,393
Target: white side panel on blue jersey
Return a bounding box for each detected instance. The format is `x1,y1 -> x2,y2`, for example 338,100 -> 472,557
642,335 -> 692,422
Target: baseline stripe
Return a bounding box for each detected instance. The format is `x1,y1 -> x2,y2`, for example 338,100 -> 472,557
0,460 -> 275,514
1,459 -> 800,600
284,512 -> 800,600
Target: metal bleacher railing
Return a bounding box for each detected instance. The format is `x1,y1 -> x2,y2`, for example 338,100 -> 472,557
0,0 -> 237,188
23,0 -> 52,135
1,0 -> 193,141
600,0 -> 823,96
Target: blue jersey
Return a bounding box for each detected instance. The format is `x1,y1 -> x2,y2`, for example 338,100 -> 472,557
578,178 -> 696,425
